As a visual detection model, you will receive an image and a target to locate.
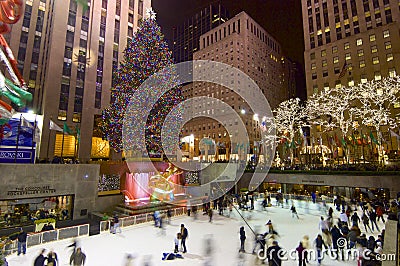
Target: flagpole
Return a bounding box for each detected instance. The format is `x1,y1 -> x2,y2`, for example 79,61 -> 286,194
61,128 -> 65,162
14,114 -> 22,163
31,114 -> 37,163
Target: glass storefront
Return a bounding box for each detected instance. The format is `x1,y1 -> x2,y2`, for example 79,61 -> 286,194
0,195 -> 74,229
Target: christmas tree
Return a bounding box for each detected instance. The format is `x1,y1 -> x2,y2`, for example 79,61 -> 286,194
101,12 -> 182,156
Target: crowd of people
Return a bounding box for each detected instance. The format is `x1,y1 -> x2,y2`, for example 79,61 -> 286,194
236,195 -> 398,266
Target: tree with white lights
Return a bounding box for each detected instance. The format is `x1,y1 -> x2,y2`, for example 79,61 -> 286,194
273,98 -> 307,166
306,86 -> 359,163
354,77 -> 400,165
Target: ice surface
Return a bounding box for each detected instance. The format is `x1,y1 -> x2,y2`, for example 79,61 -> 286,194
7,199 -> 383,265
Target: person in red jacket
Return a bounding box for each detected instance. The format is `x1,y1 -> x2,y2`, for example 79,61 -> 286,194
376,206 -> 385,223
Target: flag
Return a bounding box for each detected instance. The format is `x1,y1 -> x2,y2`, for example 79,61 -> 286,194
49,120 -> 63,132
338,62 -> 348,78
334,133 -> 341,147
63,122 -> 72,135
20,116 -> 34,129
75,0 -> 89,13
370,131 -> 379,145
389,129 -> 400,139
75,125 -> 81,144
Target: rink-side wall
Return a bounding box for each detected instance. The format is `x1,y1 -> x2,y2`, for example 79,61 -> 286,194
0,164 -> 99,220
238,172 -> 400,198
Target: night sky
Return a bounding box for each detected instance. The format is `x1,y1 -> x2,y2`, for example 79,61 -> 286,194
152,0 -> 305,65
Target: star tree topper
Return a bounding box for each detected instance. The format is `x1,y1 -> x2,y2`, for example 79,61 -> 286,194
146,7 -> 157,20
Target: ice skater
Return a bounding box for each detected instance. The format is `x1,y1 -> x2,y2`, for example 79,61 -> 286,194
174,233 -> 181,253
180,224 -> 188,253
113,214 -> 121,234
208,208 -> 213,223
290,204 -> 299,219
239,226 -> 246,253
70,247 -> 86,266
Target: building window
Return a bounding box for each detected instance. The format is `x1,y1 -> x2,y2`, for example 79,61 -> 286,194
374,71 -> 381,80
348,78 -> 354,86
335,80 -> 341,88
312,73 -> 317,80
361,74 -> 367,83
372,57 -> 379,64
357,49 -> 364,57
333,56 -> 339,64
383,30 -> 390,38
323,70 -> 328,77
334,67 -> 340,74
388,68 -> 396,77
345,53 -> 351,60
356,38 -> 363,46
311,63 -> 316,70
332,46 -> 338,53
371,45 -> 377,53
310,52 -> 315,60
323,83 -> 329,91
313,85 -> 318,94
344,42 -> 350,49
321,49 -> 326,57
369,34 -> 376,42
385,41 -> 391,50
359,60 -> 365,68
322,60 -> 327,67
386,53 -> 393,61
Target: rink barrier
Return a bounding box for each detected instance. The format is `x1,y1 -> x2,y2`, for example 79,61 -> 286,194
100,207 -> 187,234
3,224 -> 89,256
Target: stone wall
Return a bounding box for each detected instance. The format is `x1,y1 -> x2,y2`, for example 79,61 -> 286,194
0,164 -> 99,220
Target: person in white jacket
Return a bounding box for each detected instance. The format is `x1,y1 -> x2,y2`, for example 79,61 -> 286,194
301,235 -> 311,263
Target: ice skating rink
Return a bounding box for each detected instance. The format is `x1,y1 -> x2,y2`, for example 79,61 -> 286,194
6,200 -> 383,266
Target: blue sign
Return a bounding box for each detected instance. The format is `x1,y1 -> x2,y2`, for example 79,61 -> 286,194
0,147 -> 35,163
0,118 -> 35,147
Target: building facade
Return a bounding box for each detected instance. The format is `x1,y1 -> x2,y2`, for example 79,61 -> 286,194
5,0 -> 151,162
172,3 -> 229,63
181,12 -> 293,160
301,0 -> 400,97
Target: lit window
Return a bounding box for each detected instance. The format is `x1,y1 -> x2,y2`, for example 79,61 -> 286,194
333,56 -> 339,63
389,68 -> 396,77
313,85 -> 318,94
324,83 -> 329,91
386,53 -> 393,61
344,42 -> 350,49
359,60 -> 365,68
357,49 -> 364,57
374,72 -> 381,80
321,50 -> 326,57
348,78 -> 354,86
332,46 -> 338,53
383,29 -> 390,38
361,75 -> 367,83
345,53 -> 351,60
369,34 -> 376,42
322,60 -> 327,67
335,80 -> 341,88
311,63 -> 316,70
373,57 -> 379,64
356,38 -> 363,46
385,41 -> 391,49
394,102 -> 400,108
371,45 -> 377,53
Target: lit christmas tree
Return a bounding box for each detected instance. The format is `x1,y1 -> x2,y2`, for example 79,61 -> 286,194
101,12 -> 182,155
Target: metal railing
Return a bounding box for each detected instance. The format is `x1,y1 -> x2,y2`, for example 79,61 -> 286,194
3,224 -> 89,256
100,207 -> 187,234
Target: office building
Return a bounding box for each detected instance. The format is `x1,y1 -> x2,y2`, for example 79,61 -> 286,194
181,12 -> 293,160
5,0 -> 151,162
172,3 -> 229,63
301,0 -> 400,96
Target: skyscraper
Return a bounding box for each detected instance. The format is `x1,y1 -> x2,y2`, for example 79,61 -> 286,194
301,0 -> 400,97
172,3 -> 229,63
6,0 -> 151,161
181,12 -> 293,160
